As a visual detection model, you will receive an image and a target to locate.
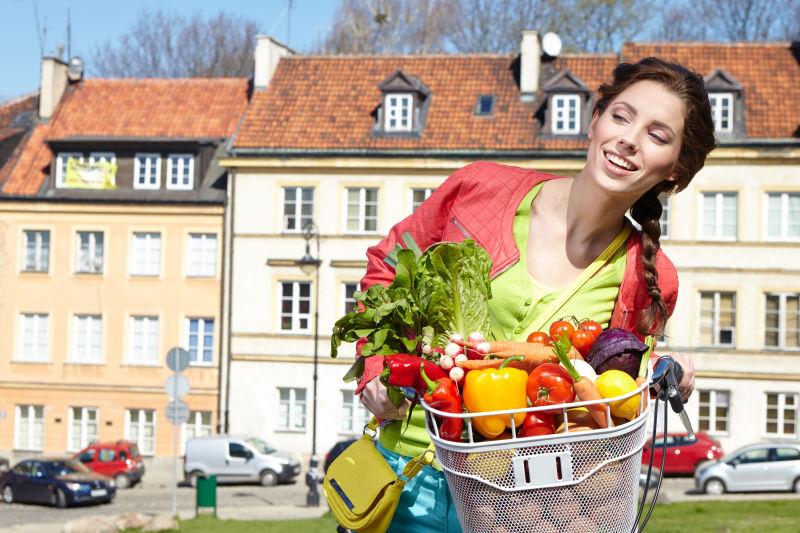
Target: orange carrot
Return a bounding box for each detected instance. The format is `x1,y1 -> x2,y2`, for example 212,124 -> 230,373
456,357 -> 539,373
552,336 -> 609,429
460,339 -> 584,361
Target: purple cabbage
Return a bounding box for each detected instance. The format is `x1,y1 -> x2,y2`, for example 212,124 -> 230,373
586,328 -> 647,379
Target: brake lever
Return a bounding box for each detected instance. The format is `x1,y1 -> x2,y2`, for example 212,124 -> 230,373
649,356 -> 694,438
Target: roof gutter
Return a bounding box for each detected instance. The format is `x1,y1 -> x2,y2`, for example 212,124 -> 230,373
228,147 -> 587,159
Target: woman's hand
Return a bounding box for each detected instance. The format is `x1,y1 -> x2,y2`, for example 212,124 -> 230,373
359,376 -> 409,420
670,352 -> 695,402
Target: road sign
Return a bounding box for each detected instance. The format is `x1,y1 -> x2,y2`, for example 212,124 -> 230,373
166,347 -> 190,372
165,399 -> 190,425
164,375 -> 190,399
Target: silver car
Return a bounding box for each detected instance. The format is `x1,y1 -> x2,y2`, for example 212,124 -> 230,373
694,443 -> 800,495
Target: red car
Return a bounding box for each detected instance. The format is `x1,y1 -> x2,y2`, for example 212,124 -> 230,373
74,441 -> 145,488
641,432 -> 724,475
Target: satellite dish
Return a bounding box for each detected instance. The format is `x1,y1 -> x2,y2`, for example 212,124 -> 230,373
67,56 -> 84,81
542,33 -> 562,58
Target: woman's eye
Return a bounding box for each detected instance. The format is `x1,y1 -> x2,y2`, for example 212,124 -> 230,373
649,132 -> 667,144
612,113 -> 626,122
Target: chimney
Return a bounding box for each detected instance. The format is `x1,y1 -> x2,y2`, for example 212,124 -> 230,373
39,57 -> 69,119
253,36 -> 292,90
520,30 -> 541,99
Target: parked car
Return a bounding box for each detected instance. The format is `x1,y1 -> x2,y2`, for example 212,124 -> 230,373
0,458 -> 115,508
324,438 -> 357,474
641,432 -> 724,475
695,443 -> 800,495
74,440 -> 145,488
184,435 -> 300,487
0,457 -> 9,473
639,465 -> 663,490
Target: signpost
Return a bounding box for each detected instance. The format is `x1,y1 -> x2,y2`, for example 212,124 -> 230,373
165,347 -> 190,517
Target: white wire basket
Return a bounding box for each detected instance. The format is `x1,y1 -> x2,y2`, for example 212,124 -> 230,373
421,376 -> 651,533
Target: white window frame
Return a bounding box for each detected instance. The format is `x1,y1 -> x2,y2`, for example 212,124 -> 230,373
709,92 -> 734,133
72,314 -> 103,363
279,281 -> 312,333
764,392 -> 798,438
410,187 -> 435,213
186,233 -> 217,277
133,153 -> 161,190
765,292 -> 800,351
764,192 -> 800,241
340,390 -> 371,435
659,194 -> 670,240
345,187 -> 379,234
552,94 -> 581,134
342,282 -> 360,316
131,232 -> 162,277
88,152 -> 116,165
186,317 -> 214,365
67,406 -> 99,452
125,408 -> 157,456
699,291 -> 736,348
277,387 -> 307,432
698,389 -> 729,436
56,152 -> 83,187
166,154 -> 194,190
14,405 -> 44,450
384,93 -> 413,132
128,315 -> 160,365
281,186 -> 315,233
75,230 -> 104,274
17,313 -> 49,362
181,410 -> 213,453
700,192 -> 738,240
22,229 -> 49,273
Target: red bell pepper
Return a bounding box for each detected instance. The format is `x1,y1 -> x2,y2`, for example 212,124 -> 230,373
380,354 -> 447,395
520,411 -> 556,437
420,365 -> 463,442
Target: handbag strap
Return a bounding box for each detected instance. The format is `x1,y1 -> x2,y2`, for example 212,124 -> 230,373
363,417 -> 438,479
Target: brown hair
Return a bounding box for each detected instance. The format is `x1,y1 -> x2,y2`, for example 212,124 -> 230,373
594,57 -> 716,335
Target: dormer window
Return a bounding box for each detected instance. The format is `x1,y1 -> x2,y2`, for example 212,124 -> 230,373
704,70 -> 743,137
384,94 -> 413,132
709,93 -> 734,133
167,154 -> 194,190
375,70 -> 431,137
475,95 -> 495,116
134,153 -> 161,190
552,94 -> 581,134
540,69 -> 590,137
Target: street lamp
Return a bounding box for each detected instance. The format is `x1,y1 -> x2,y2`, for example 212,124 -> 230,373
298,221 -> 322,507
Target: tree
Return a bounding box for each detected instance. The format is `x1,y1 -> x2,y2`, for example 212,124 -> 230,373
446,0 -> 547,53
542,0 -> 649,53
696,0 -> 791,41
91,9 -> 260,78
650,2 -> 711,42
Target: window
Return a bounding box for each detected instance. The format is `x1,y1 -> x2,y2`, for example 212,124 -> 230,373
277,387 -> 306,431
76,231 -> 103,274
765,192 -> 800,240
98,448 -> 116,462
187,233 -> 217,277
125,409 -> 156,455
68,407 -> 98,452
22,230 -> 49,272
14,405 -> 44,450
56,152 -> 83,187
166,154 -> 194,190
384,94 -> 413,132
72,314 -> 103,362
134,153 -> 161,189
699,291 -> 736,347
774,447 -> 800,462
89,152 -> 115,165
229,442 -> 251,459
282,187 -> 315,232
411,187 -> 435,213
552,94 -> 580,134
129,316 -> 160,364
765,293 -> 799,350
475,95 -> 494,115
709,93 -> 733,133
183,410 -> 212,453
659,194 -> 670,239
280,281 -> 311,332
131,232 -> 161,276
701,192 -> 737,239
341,390 -> 371,434
18,313 -> 49,362
346,187 -> 379,233
765,392 -> 798,437
343,282 -> 360,315
187,318 -> 214,364
736,449 -> 769,464
698,390 -> 729,434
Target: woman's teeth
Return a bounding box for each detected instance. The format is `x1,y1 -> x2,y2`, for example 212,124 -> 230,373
605,152 -> 635,171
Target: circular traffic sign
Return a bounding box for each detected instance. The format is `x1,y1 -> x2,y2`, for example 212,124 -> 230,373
164,375 -> 190,399
165,399 -> 190,425
166,347 -> 190,372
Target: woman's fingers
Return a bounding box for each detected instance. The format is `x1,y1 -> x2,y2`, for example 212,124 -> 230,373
671,352 -> 695,401
359,376 -> 409,420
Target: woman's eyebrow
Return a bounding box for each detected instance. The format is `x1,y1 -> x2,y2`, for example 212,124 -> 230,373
617,100 -> 676,137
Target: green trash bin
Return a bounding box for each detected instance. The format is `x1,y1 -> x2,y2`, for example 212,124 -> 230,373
195,475 -> 217,517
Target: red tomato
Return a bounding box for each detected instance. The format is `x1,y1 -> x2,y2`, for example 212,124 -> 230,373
520,411 -> 556,437
549,320 -> 575,343
578,320 -> 603,339
526,363 -> 575,407
570,329 -> 596,357
526,331 -> 552,345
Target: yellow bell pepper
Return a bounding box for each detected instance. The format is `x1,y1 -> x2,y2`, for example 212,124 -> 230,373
462,356 -> 529,438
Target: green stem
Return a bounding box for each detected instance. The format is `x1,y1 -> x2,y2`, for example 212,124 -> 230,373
420,364 -> 438,395
639,335 -> 654,379
498,355 -> 523,369
553,337 -> 580,381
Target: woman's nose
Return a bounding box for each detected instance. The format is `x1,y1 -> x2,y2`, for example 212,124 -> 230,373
617,137 -> 637,153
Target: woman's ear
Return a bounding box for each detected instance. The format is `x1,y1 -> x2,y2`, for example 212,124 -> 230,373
588,114 -> 598,140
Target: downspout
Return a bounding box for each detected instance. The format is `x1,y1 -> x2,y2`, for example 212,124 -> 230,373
217,166 -> 236,434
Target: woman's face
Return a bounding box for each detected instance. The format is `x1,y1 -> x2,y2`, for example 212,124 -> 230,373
586,80 -> 685,199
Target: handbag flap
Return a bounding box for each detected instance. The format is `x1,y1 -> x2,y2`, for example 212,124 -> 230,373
324,437 -> 397,515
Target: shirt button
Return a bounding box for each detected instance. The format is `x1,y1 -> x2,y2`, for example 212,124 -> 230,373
514,326 -> 523,334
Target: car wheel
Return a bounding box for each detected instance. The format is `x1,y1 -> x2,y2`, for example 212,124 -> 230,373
114,473 -> 131,489
793,477 -> 800,494
2,486 -> 14,504
704,478 -> 726,496
260,469 -> 278,487
53,488 -> 67,508
188,471 -> 204,488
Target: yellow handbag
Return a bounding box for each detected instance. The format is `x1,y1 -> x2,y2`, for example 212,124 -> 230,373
323,418 -> 436,533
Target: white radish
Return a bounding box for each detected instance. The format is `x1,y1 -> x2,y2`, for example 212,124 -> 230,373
454,353 -> 468,364
449,367 -> 465,383
561,359 -> 598,381
468,331 -> 485,343
421,344 -> 433,355
475,341 -> 491,354
449,332 -> 464,342
444,342 -> 462,357
439,355 -> 454,371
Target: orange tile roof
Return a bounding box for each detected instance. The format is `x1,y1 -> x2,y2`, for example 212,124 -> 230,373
0,122 -> 51,195
233,54 -> 617,152
0,92 -> 38,144
623,42 -> 799,138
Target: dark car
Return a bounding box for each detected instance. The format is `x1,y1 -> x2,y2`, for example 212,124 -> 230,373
75,440 -> 145,488
324,438 -> 357,473
0,457 -> 9,473
0,458 -> 116,508
641,432 -> 724,475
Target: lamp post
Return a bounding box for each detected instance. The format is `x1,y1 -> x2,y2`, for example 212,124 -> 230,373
298,221 -> 321,507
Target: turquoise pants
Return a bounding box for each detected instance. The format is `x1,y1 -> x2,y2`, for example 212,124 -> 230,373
377,442 -> 462,533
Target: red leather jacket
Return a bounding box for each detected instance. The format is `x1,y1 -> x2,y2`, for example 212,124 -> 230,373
356,161 -> 678,393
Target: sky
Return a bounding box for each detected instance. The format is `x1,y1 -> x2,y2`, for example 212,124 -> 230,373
0,0 -> 340,101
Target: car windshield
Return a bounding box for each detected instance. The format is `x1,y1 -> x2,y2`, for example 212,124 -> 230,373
47,460 -> 91,476
245,437 -> 276,455
129,444 -> 141,458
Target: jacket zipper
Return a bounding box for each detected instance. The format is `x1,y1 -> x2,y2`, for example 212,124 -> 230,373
450,216 -> 474,240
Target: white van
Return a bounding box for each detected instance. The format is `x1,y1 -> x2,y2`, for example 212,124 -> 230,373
184,435 -> 301,486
